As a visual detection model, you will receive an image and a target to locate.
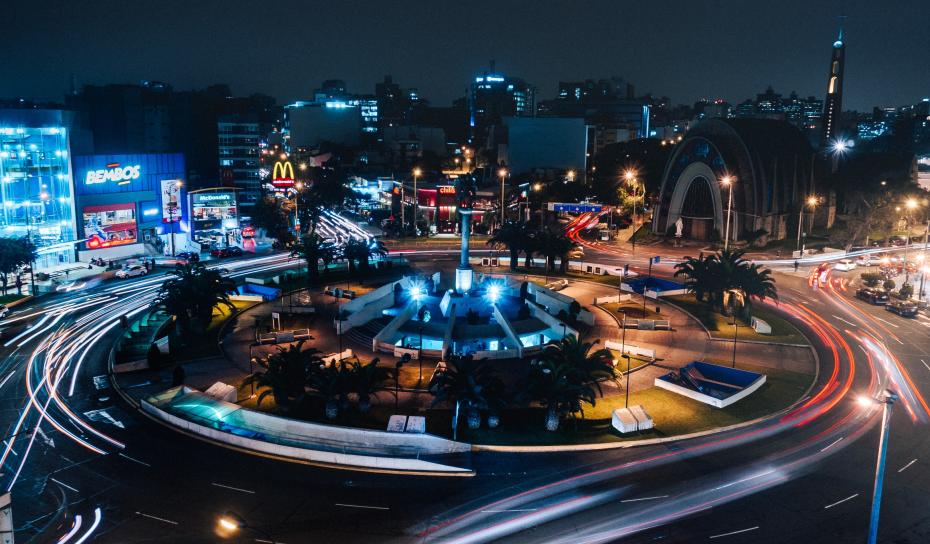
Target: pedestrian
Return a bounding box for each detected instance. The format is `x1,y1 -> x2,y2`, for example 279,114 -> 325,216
793,260 -> 799,272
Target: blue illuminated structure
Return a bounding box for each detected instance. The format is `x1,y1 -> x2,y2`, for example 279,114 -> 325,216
0,109 -> 77,268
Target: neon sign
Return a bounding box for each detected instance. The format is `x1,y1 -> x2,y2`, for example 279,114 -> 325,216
85,163 -> 141,185
272,161 -> 295,187
439,186 -> 456,194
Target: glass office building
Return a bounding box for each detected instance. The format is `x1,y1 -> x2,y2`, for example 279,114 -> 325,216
0,110 -> 77,269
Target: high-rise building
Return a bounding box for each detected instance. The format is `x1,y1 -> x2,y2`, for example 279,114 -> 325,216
468,66 -> 535,146
820,23 -> 846,149
217,113 -> 273,209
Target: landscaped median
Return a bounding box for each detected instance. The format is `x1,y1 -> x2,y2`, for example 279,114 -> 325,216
665,294 -> 809,345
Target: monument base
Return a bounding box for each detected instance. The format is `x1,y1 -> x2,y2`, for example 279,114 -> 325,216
455,267 -> 474,294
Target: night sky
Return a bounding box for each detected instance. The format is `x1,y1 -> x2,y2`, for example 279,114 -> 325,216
6,0 -> 928,111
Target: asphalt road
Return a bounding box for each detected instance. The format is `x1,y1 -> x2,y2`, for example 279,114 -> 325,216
2,243 -> 929,543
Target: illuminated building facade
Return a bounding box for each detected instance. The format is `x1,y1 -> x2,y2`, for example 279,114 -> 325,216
820,24 -> 846,150
0,109 -> 77,269
468,67 -> 536,146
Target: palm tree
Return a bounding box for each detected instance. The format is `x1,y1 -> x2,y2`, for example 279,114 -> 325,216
307,359 -> 354,419
520,223 -> 537,268
241,340 -> 320,410
540,336 -> 616,395
429,356 -> 503,435
521,359 -> 598,432
348,357 -> 392,413
153,263 -> 236,339
487,221 -> 523,270
735,261 -> 777,318
674,253 -> 718,304
292,231 -> 337,283
535,228 -> 575,272
674,249 -> 777,316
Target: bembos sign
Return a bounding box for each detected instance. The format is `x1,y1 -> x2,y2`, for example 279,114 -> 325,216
85,163 -> 141,185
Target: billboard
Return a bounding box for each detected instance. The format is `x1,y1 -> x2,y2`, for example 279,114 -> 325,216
191,191 -> 238,232
82,203 -> 137,250
271,160 -> 296,188
161,179 -> 183,222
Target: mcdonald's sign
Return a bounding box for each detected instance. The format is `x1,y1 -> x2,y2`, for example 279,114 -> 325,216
272,160 -> 296,187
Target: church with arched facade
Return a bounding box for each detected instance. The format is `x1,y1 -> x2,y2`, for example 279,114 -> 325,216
652,119 -> 816,244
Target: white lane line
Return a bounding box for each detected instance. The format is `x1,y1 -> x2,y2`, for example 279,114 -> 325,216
212,482 -> 255,494
49,477 -> 79,493
135,511 -> 179,525
713,469 -> 775,491
824,493 -> 859,509
820,436 -> 844,453
621,495 -> 669,503
922,360 -> 930,371
334,503 -> 389,510
0,371 -> 16,391
874,316 -> 899,328
893,337 -> 904,345
118,452 -> 151,467
256,540 -> 286,544
832,315 -> 857,327
709,526 -> 759,539
480,509 -> 539,513
898,459 -> 918,473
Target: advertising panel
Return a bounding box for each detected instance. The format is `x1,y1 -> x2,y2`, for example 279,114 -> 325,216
160,179 -> 183,222
82,203 -> 137,250
191,191 -> 238,232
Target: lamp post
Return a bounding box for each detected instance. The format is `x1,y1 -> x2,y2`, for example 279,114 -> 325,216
293,182 -> 303,235
624,169 -> 638,252
858,391 -> 899,544
166,180 -> 183,257
721,175 -> 735,250
903,198 -> 920,283
498,168 -> 508,228
796,195 -> 820,255
412,167 -> 422,237
620,311 -> 631,408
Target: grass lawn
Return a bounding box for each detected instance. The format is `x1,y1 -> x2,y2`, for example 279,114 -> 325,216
481,267 -> 623,287
459,362 -> 812,445
0,293 -> 27,304
665,294 -> 808,345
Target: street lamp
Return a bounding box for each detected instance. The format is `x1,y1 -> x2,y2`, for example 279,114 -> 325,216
167,180 -> 183,257
797,195 -> 820,254
720,175 -> 735,250
293,182 -> 304,234
412,167 -> 422,236
624,169 -> 640,250
903,198 -> 921,283
498,168 -> 508,227
858,391 -> 899,544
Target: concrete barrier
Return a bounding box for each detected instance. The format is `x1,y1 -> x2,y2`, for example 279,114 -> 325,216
751,317 -> 772,334
604,340 -> 656,360
142,387 -> 472,473
594,294 -> 632,304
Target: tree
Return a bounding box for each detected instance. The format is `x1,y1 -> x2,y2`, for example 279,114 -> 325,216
520,223 -> 537,268
307,359 -> 354,419
540,336 -> 616,396
883,279 -> 896,291
242,340 -> 320,410
860,272 -> 883,288
429,356 -> 503,433
348,357 -> 392,413
674,249 -> 777,315
522,359 -> 598,432
292,231 -> 336,284
250,194 -> 295,246
153,263 -> 236,339
898,283 -> 914,300
0,237 -> 36,295
487,221 -> 523,270
534,228 -> 575,272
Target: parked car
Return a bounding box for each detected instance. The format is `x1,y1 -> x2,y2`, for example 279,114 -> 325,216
856,287 -> 889,305
210,246 -> 244,258
0,304 -> 9,319
568,245 -> 584,259
115,264 -> 148,279
886,299 -> 919,317
834,259 -> 857,271
175,251 -> 200,262
855,255 -> 874,267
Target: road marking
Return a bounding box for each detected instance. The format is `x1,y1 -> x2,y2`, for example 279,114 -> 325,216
898,459 -> 918,473
824,493 -> 859,509
135,512 -> 178,525
212,482 -> 255,494
922,360 -> 930,372
832,315 -> 857,327
118,453 -> 150,467
820,437 -> 844,452
893,337 -> 904,345
709,526 -> 759,539
480,509 -> 539,513
334,503 -> 389,511
621,495 -> 668,503
49,477 -> 79,493
256,540 -> 285,544
0,371 -> 15,391
713,469 -> 774,491
874,316 -> 899,328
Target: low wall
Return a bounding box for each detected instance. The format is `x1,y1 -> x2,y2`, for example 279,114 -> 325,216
529,302 -> 578,339
141,392 -> 471,473
372,302 -> 416,353
604,340 -> 656,360
473,348 -> 520,360
594,294 -> 632,304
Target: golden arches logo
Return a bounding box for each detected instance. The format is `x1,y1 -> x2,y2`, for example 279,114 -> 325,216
272,160 -> 295,180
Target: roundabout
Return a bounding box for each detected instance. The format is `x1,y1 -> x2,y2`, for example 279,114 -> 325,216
0,241 -> 927,543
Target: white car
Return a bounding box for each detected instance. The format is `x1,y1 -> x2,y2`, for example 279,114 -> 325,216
834,259 -> 857,272
0,305 -> 8,319
116,264 -> 148,279
855,255 -> 873,267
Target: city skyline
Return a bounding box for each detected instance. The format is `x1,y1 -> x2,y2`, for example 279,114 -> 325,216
6,0 -> 929,111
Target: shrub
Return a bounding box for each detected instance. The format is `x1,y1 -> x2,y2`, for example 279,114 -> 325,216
860,272 -> 882,288
883,279 -> 896,291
